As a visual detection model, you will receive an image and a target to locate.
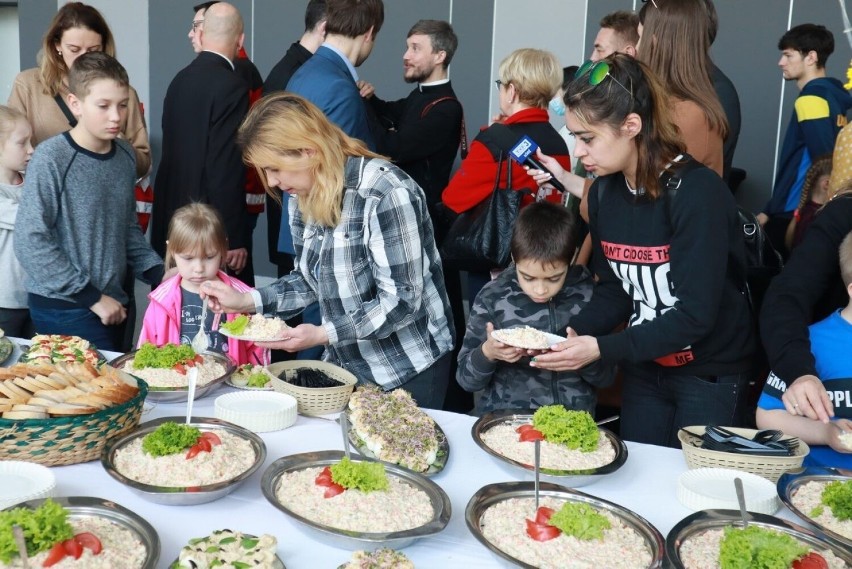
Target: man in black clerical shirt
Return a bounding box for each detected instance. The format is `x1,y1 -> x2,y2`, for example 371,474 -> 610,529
362,19 -> 464,225
361,20 -> 470,413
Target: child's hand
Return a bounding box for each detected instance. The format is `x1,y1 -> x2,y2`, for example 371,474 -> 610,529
90,294 -> 127,325
256,323 -> 327,352
482,322 -> 524,363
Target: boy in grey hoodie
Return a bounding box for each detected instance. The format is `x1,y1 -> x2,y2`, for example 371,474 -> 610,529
457,202 -> 614,415
14,53 -> 163,350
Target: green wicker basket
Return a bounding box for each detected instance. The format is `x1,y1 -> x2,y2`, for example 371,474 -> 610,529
0,378 -> 148,466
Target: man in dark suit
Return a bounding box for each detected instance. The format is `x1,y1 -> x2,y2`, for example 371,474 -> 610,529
263,0 -> 327,279
152,2 -> 249,277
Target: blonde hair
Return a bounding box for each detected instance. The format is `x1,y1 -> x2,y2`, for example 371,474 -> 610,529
39,2 -> 116,97
840,231 -> 852,287
0,105 -> 27,147
237,92 -> 382,228
164,203 -> 228,269
498,48 -> 562,110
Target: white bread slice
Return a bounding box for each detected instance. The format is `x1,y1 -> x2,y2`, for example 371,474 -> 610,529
47,403 -> 99,415
3,410 -> 48,420
0,382 -> 25,401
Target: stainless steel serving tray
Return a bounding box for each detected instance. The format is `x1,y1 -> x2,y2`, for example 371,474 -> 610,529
8,496 -> 160,569
341,408 -> 450,476
261,450 -> 452,549
110,350 -> 235,402
465,481 -> 664,569
778,466 -> 852,548
665,509 -> 852,568
471,410 -> 628,487
101,416 -> 267,506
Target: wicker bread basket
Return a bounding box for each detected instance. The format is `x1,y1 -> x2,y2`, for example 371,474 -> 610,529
267,360 -> 356,416
679,426 -> 809,483
0,375 -> 148,467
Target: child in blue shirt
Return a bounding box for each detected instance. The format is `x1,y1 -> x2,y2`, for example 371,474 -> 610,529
756,231 -> 852,469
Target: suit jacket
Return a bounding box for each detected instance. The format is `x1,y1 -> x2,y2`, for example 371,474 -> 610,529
287,46 -> 375,149
152,51 -> 249,256
263,41 -> 312,95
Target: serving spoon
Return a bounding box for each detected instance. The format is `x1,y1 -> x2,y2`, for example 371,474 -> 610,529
734,477 -> 749,529
340,411 -> 352,460
534,439 -> 541,513
185,367 -> 198,425
12,525 -> 29,569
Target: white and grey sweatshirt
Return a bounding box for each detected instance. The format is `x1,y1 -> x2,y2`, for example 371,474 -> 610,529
14,132 -> 163,309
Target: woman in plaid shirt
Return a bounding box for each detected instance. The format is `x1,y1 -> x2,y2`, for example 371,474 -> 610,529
201,93 -> 455,409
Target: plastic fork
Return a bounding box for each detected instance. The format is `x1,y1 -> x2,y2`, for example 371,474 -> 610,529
191,299 -> 209,353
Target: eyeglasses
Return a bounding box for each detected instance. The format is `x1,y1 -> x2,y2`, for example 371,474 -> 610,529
494,79 -> 504,90
641,0 -> 658,7
574,60 -> 633,98
191,19 -> 204,31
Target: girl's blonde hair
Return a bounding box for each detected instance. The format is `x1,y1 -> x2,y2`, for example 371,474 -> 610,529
164,203 -> 228,269
498,48 -> 562,110
0,105 -> 27,147
237,92 -> 382,228
39,2 -> 116,97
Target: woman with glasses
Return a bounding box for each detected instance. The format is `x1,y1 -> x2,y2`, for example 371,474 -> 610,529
528,54 -> 755,448
440,48 -> 571,302
200,93 -> 454,409
7,2 -> 150,179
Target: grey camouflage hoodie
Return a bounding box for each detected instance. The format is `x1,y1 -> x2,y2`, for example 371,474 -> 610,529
457,264 -> 615,416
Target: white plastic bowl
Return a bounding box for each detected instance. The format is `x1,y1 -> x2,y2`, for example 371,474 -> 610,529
215,391 -> 297,433
677,467 -> 779,514
0,461 -> 56,509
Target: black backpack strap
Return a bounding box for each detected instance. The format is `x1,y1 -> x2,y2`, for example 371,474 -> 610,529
53,93 -> 77,127
420,95 -> 468,159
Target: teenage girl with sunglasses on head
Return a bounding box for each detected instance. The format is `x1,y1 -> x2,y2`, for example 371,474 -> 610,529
527,54 -> 756,448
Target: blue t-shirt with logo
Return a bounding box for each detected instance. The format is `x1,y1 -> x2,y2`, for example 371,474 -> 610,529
758,310 -> 852,469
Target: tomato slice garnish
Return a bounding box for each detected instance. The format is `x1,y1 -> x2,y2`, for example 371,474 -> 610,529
173,363 -> 186,374
196,437 -> 212,452
186,443 -> 202,459
200,432 -> 221,446
43,542 -> 67,567
194,354 -> 204,363
525,519 -> 561,541
515,424 -> 536,434
315,473 -> 334,487
74,532 -> 102,555
63,538 -> 83,559
519,428 -> 546,442
323,483 -> 345,498
534,506 -> 555,525
793,553 -> 829,569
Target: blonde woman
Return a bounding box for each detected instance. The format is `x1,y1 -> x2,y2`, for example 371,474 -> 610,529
7,2 -> 150,178
441,48 -> 571,300
201,93 -> 454,408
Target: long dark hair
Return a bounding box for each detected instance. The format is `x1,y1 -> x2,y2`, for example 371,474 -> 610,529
563,54 -> 685,199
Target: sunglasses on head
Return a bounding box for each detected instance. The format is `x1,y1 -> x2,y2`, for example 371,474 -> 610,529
574,60 -> 633,98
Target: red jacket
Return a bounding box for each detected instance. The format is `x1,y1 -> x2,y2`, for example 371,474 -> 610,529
441,108 -> 570,213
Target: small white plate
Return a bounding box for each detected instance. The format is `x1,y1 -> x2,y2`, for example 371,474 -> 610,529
226,367 -> 276,391
0,461 -> 57,510
677,467 -> 780,514
491,328 -> 567,349
214,391 -> 297,433
218,328 -> 288,342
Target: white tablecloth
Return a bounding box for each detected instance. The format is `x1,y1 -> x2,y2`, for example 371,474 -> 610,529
2,338 -> 804,568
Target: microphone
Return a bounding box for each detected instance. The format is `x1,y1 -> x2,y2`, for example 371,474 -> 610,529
490,128 -> 567,194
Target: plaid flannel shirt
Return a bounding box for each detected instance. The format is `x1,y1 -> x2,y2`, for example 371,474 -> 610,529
257,156 -> 454,389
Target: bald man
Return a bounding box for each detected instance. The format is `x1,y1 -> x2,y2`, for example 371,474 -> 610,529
153,2 -> 251,279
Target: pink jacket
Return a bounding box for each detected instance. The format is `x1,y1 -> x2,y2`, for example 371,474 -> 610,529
138,271 -> 265,365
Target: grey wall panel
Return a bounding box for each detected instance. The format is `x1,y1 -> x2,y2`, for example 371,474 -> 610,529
252,0 -> 306,80
16,0 -> 54,70
450,0 -> 495,144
